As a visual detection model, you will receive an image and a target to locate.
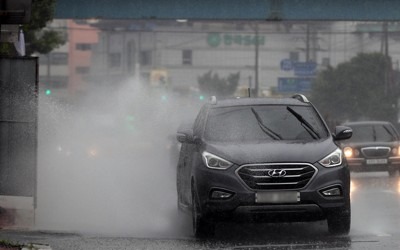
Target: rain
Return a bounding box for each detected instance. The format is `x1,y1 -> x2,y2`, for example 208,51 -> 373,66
1,1 -> 400,249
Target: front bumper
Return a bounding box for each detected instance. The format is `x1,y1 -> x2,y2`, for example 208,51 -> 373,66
193,162 -> 350,222
346,156 -> 400,172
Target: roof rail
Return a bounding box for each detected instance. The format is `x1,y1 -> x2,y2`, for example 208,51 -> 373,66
291,94 -> 309,103
210,96 -> 217,104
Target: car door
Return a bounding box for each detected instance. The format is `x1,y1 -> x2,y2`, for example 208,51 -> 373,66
182,106 -> 208,207
176,142 -> 189,207
176,121 -> 196,208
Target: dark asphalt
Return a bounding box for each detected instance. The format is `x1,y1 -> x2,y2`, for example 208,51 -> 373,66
0,172 -> 399,249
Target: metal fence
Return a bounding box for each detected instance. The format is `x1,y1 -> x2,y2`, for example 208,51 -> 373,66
0,57 -> 38,202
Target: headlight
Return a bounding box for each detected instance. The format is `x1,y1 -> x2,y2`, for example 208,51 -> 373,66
392,146 -> 400,156
87,147 -> 99,158
319,148 -> 343,167
343,147 -> 353,158
202,151 -> 233,170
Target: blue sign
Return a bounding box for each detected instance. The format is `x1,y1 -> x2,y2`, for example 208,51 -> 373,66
293,62 -> 317,76
280,60 -> 317,76
277,78 -> 314,93
280,59 -> 293,71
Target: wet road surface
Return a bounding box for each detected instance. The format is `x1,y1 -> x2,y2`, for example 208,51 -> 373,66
0,172 -> 399,249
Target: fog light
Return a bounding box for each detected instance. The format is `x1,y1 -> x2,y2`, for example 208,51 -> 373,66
321,187 -> 342,197
210,190 -> 234,199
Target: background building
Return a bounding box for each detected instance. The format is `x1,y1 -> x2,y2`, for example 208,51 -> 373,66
39,20 -> 400,101
38,20 -> 98,102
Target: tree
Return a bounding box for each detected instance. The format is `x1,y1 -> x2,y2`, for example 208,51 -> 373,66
23,0 -> 65,55
311,52 -> 398,124
0,0 -> 65,56
198,71 -> 240,97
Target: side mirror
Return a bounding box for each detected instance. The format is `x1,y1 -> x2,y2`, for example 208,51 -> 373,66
177,121 -> 196,144
176,132 -> 200,144
333,126 -> 352,140
177,132 -> 194,143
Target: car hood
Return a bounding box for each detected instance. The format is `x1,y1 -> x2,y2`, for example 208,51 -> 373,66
340,141 -> 399,148
203,138 -> 337,165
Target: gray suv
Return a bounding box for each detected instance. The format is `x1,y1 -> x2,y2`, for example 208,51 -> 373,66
176,94 -> 353,237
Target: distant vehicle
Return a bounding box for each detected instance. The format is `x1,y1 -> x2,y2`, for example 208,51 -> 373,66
340,121 -> 400,177
176,94 -> 353,237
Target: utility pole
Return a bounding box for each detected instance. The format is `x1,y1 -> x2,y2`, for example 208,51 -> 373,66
254,23 -> 259,97
47,53 -> 51,88
382,22 -> 390,96
306,24 -> 310,62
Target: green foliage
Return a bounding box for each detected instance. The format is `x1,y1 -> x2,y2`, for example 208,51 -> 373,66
23,0 -> 65,55
198,71 -> 240,97
0,43 -> 15,55
0,239 -> 22,248
311,52 -> 398,123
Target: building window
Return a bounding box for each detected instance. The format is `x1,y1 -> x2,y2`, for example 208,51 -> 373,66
140,50 -> 152,66
201,23 -> 210,30
235,23 -> 245,31
51,52 -> 68,65
76,43 -> 92,51
40,76 -> 68,89
76,66 -> 90,74
182,50 -> 192,65
39,55 -> 49,64
322,57 -> 330,67
39,53 -> 68,65
108,53 -> 121,68
74,20 -> 87,25
289,51 -> 299,62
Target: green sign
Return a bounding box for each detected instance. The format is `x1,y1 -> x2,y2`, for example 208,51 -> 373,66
207,33 -> 265,47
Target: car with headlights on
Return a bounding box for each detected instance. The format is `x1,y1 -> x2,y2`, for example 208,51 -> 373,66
176,94 -> 353,237
340,121 -> 400,177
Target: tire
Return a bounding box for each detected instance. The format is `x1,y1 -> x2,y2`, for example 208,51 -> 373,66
192,191 -> 215,238
388,167 -> 397,177
327,203 -> 351,235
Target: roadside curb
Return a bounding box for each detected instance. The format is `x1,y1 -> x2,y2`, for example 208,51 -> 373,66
0,241 -> 51,250
21,243 -> 52,250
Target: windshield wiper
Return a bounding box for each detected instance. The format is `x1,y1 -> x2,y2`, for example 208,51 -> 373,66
286,106 -> 320,140
382,125 -> 395,141
250,108 -> 282,140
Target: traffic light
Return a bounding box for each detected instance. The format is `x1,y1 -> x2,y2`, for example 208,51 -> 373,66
125,115 -> 136,131
45,89 -> 52,95
199,95 -> 205,101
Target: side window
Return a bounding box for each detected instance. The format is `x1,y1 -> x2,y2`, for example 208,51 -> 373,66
193,106 -> 208,137
375,125 -> 395,142
388,124 -> 400,139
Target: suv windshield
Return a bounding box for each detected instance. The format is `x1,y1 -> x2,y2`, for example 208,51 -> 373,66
345,124 -> 397,143
204,105 -> 328,142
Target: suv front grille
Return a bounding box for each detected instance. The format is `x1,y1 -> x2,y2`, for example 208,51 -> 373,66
236,163 -> 317,190
361,147 -> 390,158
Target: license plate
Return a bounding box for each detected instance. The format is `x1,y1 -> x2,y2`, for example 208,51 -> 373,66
256,191 -> 300,204
366,159 -> 388,165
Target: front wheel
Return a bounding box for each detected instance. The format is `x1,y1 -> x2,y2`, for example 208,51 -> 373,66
327,205 -> 351,235
192,191 -> 215,238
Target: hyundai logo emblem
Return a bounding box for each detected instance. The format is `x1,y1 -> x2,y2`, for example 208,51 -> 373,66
268,169 -> 287,178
